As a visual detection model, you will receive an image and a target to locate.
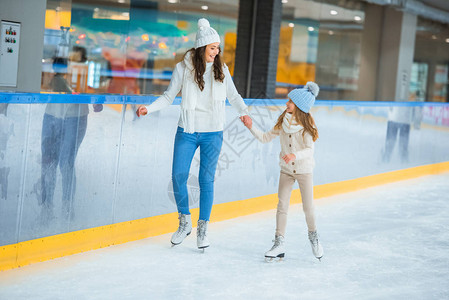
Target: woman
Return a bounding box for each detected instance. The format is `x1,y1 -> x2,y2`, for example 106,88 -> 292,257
40,56 -> 88,221
39,47 -> 102,222
137,18 -> 251,250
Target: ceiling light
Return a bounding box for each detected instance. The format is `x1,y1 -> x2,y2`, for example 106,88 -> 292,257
431,35 -> 437,40
354,16 -> 362,21
118,0 -> 125,3
329,30 -> 334,35
282,0 -> 288,3
288,23 -> 294,28
446,38 -> 449,43
308,27 -> 314,32
168,0 -> 177,3
330,10 -> 338,15
201,5 -> 208,10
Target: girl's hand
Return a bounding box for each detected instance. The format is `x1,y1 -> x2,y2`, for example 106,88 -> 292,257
240,115 -> 252,129
282,153 -> 296,164
136,106 -> 148,117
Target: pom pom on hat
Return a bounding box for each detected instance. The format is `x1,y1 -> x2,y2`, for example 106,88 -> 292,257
198,18 -> 210,30
195,18 -> 220,49
305,81 -> 319,97
287,81 -> 320,113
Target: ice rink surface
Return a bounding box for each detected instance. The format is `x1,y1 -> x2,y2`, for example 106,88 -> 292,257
1,173 -> 448,300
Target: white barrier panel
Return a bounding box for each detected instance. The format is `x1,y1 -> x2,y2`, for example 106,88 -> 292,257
0,101 -> 448,246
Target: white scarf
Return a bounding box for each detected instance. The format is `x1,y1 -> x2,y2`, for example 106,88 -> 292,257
282,113 -> 302,133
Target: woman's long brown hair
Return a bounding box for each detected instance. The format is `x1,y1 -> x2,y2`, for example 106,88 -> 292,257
274,106 -> 319,142
184,46 -> 225,91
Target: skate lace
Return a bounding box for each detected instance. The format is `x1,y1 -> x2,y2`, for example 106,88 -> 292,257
198,221 -> 207,239
176,217 -> 189,235
270,237 -> 283,250
309,232 -> 319,246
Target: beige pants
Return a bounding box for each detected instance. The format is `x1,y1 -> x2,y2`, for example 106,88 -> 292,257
276,172 -> 316,237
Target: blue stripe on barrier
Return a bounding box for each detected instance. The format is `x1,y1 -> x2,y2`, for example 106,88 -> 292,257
0,92 -> 448,107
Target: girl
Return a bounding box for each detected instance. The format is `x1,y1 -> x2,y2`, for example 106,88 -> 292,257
243,82 -> 323,261
137,19 -> 251,250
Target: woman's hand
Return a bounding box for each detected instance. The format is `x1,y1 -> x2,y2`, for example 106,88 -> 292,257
240,115 -> 252,129
282,153 -> 296,164
136,106 -> 148,117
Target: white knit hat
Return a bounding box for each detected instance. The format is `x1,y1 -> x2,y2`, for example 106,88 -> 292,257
195,18 -> 220,49
288,82 -> 319,113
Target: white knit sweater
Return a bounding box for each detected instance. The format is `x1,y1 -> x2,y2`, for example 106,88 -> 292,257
249,124 -> 315,175
146,52 -> 248,133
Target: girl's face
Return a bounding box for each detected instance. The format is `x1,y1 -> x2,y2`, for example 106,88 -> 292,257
286,99 -> 296,113
205,42 -> 220,62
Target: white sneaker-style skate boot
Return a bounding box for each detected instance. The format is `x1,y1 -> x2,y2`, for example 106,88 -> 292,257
308,231 -> 323,260
265,235 -> 285,262
197,220 -> 210,250
171,213 -> 192,246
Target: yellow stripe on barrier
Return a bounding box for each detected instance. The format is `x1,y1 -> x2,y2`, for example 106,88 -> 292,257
0,244 -> 18,271
315,161 -> 449,199
1,161 -> 448,272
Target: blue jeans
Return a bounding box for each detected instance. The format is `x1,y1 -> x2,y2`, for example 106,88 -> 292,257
40,113 -> 87,208
172,127 -> 223,221
383,121 -> 410,163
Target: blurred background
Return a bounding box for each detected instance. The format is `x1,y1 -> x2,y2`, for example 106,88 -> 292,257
35,0 -> 449,101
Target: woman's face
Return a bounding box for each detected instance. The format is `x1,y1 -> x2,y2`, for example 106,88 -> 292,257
204,42 -> 220,62
69,51 -> 82,63
286,99 -> 296,113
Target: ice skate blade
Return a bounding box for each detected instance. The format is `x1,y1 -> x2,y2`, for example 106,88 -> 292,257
264,253 -> 285,263
198,245 -> 209,253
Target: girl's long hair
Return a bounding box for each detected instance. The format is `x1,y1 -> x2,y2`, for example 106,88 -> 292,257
184,46 -> 225,91
274,106 -> 319,142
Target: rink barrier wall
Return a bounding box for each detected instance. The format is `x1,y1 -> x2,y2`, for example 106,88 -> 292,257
3,92 -> 449,106
1,160 -> 449,272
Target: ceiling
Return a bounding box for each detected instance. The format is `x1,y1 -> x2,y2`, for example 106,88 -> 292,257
419,0 -> 449,12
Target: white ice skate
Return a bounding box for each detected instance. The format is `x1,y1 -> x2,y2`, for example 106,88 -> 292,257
308,231 -> 323,260
171,213 -> 192,246
265,235 -> 285,262
197,220 -> 210,251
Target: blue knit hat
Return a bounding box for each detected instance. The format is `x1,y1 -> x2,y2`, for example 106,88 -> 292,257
288,82 -> 319,113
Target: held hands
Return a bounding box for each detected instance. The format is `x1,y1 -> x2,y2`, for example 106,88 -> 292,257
240,115 -> 252,129
136,105 -> 148,117
282,153 -> 296,164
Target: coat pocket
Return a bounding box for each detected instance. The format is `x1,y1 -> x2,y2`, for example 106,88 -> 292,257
213,80 -> 227,102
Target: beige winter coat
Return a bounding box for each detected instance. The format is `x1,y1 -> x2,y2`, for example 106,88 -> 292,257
249,125 -> 315,175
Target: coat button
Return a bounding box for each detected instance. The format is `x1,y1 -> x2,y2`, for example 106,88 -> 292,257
292,162 -> 295,165
293,170 -> 296,173
289,135 -> 291,138
289,144 -> 291,147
